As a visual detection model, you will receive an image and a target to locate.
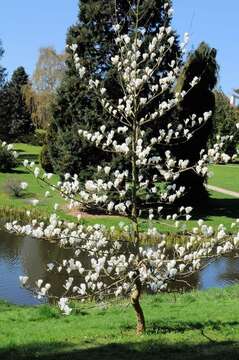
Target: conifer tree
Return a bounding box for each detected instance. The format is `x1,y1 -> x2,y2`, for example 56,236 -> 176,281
172,42 -> 218,204
0,40 -> 8,139
0,39 -> 6,88
0,67 -> 34,141
46,0 -> 180,179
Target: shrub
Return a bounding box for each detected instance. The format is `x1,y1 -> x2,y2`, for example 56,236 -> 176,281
4,179 -> 28,197
40,145 -> 53,172
211,90 -> 239,157
35,129 -> 46,146
0,145 -> 17,171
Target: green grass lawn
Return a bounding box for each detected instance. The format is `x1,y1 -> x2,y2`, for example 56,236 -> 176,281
0,148 -> 72,221
0,286 -> 239,360
14,143 -> 42,159
208,164 -> 239,193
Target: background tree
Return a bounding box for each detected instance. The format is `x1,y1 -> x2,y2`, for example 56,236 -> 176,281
0,40 -> 8,140
0,39 -> 6,88
0,85 -> 12,140
45,0 -> 181,180
211,90 -> 239,156
0,67 -> 34,141
23,47 -> 67,129
171,42 -> 218,204
0,142 -> 17,171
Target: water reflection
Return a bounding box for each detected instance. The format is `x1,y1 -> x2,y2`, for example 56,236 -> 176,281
199,256 -> 239,289
0,228 -> 239,305
0,229 -> 71,305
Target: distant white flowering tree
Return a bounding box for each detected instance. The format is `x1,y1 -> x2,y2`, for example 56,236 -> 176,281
4,1 -> 239,334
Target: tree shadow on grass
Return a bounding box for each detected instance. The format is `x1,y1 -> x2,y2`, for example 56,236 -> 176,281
1,318 -> 239,360
18,192 -> 37,200
192,197 -> 239,221
146,320 -> 239,334
0,339 -> 238,360
1,168 -> 29,175
15,153 -> 40,166
17,154 -> 39,161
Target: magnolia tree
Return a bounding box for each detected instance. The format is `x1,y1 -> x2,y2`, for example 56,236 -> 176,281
4,1 -> 239,334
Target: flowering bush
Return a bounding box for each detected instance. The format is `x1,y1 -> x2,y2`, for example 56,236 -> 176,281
4,1 -> 239,334
0,141 -> 18,171
4,179 -> 28,198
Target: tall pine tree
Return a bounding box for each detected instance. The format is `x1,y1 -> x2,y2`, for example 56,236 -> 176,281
0,40 -> 8,139
0,39 -> 6,88
0,67 -> 34,141
0,39 -> 8,139
171,42 -> 218,204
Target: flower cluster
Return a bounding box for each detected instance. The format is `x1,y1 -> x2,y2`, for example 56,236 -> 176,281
1,141 -> 18,159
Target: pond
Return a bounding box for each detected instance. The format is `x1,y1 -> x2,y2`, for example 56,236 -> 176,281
0,228 -> 239,305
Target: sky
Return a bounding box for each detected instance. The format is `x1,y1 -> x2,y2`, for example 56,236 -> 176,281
0,0 -> 238,96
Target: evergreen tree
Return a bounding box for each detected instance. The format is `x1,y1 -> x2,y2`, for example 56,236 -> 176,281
0,39 -> 6,88
0,40 -> 8,139
0,67 -> 35,141
170,42 -> 218,204
0,85 -> 12,140
46,0 -> 180,179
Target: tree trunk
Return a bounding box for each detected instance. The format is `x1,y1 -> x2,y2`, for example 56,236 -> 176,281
131,274 -> 145,335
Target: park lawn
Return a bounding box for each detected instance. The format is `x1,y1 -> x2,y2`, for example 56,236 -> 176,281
0,143 -> 74,221
0,285 -> 239,359
14,143 -> 43,160
0,164 -> 73,221
208,163 -> 239,193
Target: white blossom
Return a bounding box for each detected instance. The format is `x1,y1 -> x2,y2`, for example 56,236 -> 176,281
20,182 -> 28,190
19,276 -> 29,285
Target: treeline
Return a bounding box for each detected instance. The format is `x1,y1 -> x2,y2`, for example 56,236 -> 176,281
0,43 -> 66,143
0,41 -> 33,142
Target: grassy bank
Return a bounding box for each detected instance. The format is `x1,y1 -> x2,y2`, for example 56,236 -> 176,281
0,144 -> 239,232
0,286 -> 239,359
0,143 -> 73,221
